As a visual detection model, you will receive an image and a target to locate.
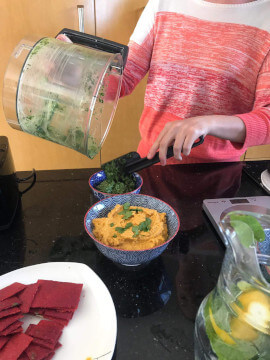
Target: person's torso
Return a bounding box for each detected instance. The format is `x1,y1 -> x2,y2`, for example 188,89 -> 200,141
145,0 -> 270,118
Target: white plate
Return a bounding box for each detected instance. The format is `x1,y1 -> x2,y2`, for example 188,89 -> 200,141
261,169 -> 270,194
0,262 -> 117,360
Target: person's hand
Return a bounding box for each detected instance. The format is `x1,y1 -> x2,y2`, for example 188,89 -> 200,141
56,34 -> 72,43
147,116 -> 210,165
147,115 -> 246,165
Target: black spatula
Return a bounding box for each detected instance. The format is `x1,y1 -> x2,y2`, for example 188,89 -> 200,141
102,136 -> 204,174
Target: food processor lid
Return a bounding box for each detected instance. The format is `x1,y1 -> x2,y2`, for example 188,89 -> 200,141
57,28 -> 129,67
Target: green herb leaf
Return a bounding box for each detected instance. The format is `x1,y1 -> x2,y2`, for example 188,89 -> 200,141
132,225 -> 140,237
132,218 -> 152,237
234,298 -> 244,310
204,295 -> 260,360
125,222 -> 133,229
118,203 -> 134,219
123,202 -> 130,210
115,222 -> 133,234
132,208 -> 143,213
230,220 -> 255,248
138,217 -> 152,232
119,210 -> 133,220
110,223 -> 114,227
115,227 -> 126,234
229,213 -> 265,243
99,158 -> 136,194
97,180 -> 115,194
237,280 -> 253,292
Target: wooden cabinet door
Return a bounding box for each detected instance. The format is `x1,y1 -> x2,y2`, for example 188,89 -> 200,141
0,0 -> 98,171
95,0 -> 149,164
244,145 -> 270,161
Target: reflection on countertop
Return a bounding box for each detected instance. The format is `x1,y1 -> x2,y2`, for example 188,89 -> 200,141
96,256 -> 172,318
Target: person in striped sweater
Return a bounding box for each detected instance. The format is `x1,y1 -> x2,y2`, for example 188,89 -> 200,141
121,0 -> 270,165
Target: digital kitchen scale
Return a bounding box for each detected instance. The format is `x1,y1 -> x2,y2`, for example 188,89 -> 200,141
203,196 -> 270,280
203,196 -> 270,244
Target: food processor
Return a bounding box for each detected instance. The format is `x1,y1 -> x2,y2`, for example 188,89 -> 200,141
3,29 -> 128,159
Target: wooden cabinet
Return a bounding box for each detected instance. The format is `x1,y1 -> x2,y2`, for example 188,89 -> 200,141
0,0 -> 97,171
244,145 -> 270,161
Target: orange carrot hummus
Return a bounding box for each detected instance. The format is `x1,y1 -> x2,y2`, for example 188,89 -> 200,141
92,202 -> 168,250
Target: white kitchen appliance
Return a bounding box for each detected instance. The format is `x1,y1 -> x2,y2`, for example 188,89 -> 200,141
203,196 -> 270,244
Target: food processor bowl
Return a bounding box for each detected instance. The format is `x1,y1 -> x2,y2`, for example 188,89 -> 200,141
3,29 -> 128,159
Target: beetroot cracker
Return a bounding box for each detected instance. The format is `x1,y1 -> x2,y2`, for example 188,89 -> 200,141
0,307 -> 20,319
26,343 -> 53,360
0,283 -> 26,302
0,296 -> 21,312
26,320 -> 63,342
31,280 -> 83,309
29,308 -> 44,316
19,282 -> 40,314
18,354 -> 28,360
25,324 -> 35,334
0,333 -> 32,360
43,354 -> 55,360
55,308 -> 75,312
54,342 -> 61,350
26,320 -> 63,350
9,329 -> 23,335
42,316 -> 69,326
0,336 -> 9,350
0,320 -> 23,336
31,340 -> 61,352
43,309 -> 73,321
32,338 -> 56,350
0,313 -> 23,332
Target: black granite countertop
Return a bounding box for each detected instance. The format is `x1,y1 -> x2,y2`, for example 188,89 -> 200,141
0,161 -> 269,360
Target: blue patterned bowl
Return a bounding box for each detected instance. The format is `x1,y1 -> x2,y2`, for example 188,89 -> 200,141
89,170 -> 143,200
84,194 -> 180,266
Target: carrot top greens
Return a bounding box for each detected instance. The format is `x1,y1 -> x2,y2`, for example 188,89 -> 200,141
97,158 -> 136,194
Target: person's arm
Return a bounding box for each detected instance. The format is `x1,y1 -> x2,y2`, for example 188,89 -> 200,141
147,51 -> 270,165
235,51 -> 270,150
147,115 -> 246,165
120,0 -> 156,97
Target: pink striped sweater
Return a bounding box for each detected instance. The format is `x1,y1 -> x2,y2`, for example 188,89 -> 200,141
120,0 -> 270,164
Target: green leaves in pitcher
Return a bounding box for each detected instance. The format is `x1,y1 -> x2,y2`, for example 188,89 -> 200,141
229,213 -> 265,248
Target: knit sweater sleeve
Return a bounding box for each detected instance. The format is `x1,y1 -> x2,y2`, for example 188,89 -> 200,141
236,50 -> 270,148
120,0 -> 156,97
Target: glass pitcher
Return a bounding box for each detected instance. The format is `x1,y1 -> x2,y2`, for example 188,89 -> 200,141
194,210 -> 270,360
3,29 -> 128,159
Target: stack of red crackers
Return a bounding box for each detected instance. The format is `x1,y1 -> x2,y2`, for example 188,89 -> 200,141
0,280 -> 83,360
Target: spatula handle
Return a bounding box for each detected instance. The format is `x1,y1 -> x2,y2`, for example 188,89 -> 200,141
126,136 -> 204,173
